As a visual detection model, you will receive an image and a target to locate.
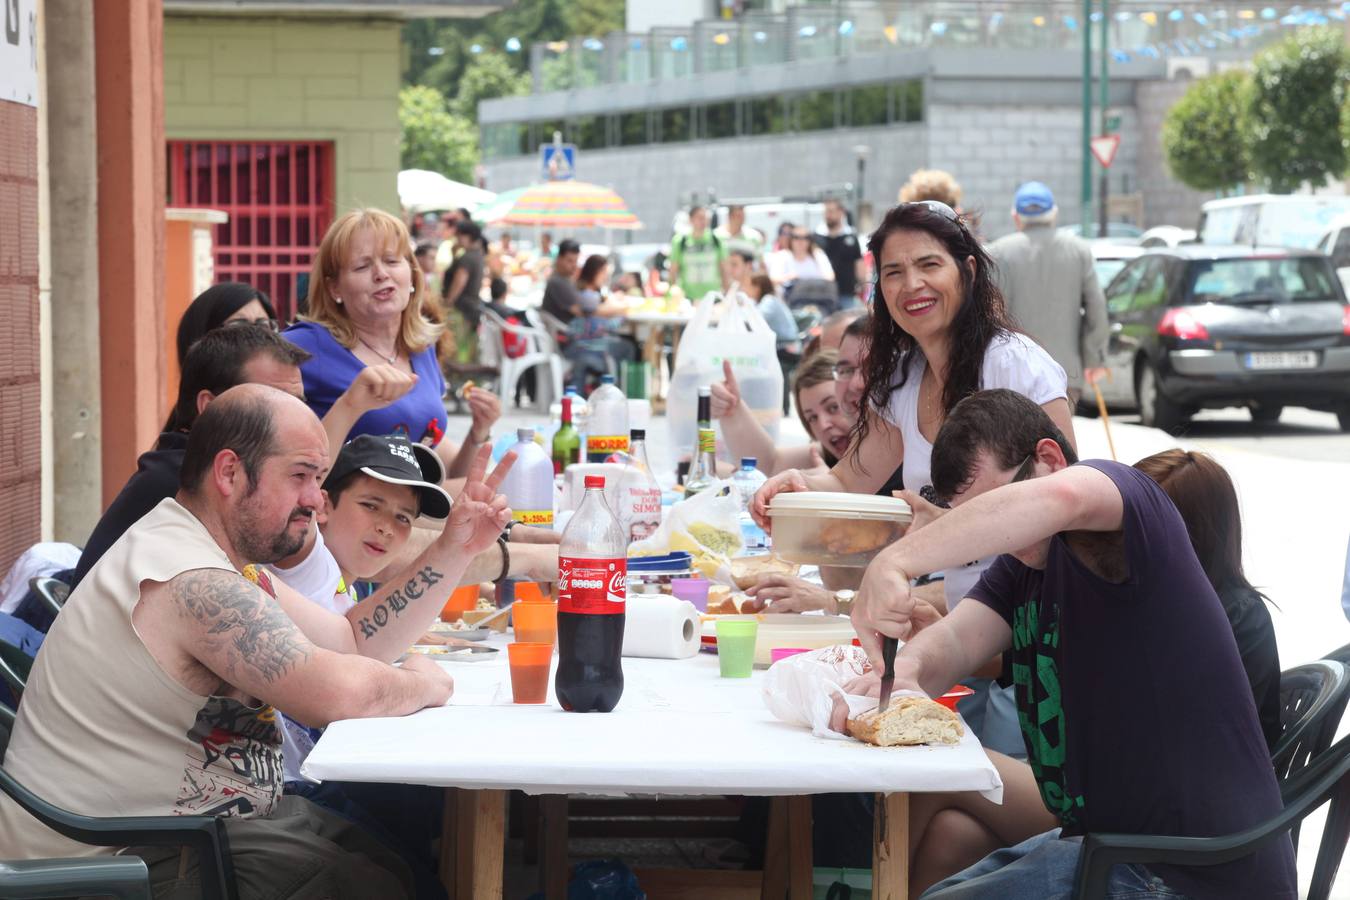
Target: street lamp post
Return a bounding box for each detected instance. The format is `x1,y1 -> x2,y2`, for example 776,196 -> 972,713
1081,0 -> 1094,238
1099,0 -> 1111,237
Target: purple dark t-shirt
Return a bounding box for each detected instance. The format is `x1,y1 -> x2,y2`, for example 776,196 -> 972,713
283,321 -> 448,448
967,460 -> 1296,900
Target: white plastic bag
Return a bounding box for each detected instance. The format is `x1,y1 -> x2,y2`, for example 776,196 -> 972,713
629,481 -> 743,584
668,292 -> 784,462
761,645 -> 923,739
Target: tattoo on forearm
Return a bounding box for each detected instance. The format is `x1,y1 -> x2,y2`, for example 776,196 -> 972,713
175,570 -> 311,683
356,566 -> 444,639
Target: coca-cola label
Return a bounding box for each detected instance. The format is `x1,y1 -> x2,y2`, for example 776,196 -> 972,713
558,556 -> 626,615
586,434 -> 629,456
512,509 -> 555,527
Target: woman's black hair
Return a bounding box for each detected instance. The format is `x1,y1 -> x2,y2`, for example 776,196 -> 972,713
175,282 -> 276,368
578,254 -> 609,288
849,203 -> 1015,459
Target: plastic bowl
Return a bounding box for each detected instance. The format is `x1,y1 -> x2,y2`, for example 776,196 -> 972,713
768,492 -> 912,568
936,684 -> 976,711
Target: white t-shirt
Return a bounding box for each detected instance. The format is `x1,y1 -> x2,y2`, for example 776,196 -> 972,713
264,527 -> 349,614
883,331 -> 1068,609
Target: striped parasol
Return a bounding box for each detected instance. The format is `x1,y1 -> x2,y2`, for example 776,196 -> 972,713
492,180 -> 642,230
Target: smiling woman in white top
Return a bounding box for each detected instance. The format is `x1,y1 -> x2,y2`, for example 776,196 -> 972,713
754,200 -> 1075,758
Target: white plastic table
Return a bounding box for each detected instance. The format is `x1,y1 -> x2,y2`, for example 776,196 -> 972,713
303,648 -> 1002,900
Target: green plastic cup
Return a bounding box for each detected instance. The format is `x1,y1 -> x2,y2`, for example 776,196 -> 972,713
716,618 -> 759,678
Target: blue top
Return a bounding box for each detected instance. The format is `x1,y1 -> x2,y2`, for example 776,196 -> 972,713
967,460 -> 1296,900
283,320 -> 448,448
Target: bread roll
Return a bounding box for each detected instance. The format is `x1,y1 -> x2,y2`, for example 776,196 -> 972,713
846,696 -> 964,747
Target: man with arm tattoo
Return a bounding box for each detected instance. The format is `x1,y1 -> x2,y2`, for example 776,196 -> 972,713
0,384 -> 514,899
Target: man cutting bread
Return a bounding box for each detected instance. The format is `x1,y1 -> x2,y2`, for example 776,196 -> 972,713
830,389 -> 1295,900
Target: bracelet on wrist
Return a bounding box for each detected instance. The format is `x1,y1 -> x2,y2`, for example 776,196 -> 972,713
493,536 -> 511,584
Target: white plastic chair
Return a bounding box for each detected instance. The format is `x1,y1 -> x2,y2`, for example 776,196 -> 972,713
480,309 -> 563,409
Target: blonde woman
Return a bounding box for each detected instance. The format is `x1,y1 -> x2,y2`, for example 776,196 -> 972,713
284,208 -> 500,479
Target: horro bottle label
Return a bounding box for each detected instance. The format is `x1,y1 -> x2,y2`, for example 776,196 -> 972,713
586,434 -> 629,456
512,509 -> 555,526
558,556 -> 627,615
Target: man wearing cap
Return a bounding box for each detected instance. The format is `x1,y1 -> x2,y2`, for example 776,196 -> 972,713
989,182 -> 1109,407
0,384 -> 516,898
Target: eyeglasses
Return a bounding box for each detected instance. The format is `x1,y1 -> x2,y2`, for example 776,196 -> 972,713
224,317 -> 281,333
791,233 -> 811,241
901,199 -> 961,223
1010,454 -> 1036,483
831,362 -> 859,380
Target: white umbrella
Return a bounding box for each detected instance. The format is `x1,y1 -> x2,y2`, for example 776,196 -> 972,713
397,169 -> 495,216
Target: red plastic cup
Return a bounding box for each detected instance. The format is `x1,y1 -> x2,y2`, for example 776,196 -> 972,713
936,684 -> 976,711
440,584 -> 480,622
507,642 -> 553,704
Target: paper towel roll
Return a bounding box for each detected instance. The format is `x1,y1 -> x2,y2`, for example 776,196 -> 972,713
622,595 -> 701,659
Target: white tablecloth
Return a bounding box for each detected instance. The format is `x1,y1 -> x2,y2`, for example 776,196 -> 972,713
302,646 -> 1003,802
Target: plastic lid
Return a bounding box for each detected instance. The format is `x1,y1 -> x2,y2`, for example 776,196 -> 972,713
627,552 -> 692,572
517,428 -> 534,441
741,457 -> 757,468
768,491 -> 913,519
601,374 -> 615,384
631,428 -> 646,440
584,475 -> 606,488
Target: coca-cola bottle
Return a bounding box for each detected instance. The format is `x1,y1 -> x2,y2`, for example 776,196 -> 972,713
556,475 -> 626,712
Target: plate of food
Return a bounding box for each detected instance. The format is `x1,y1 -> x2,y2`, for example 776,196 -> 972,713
401,644 -> 499,662
424,621 -> 490,642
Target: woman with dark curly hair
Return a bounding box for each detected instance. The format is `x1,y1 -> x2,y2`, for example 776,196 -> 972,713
752,200 -> 1075,756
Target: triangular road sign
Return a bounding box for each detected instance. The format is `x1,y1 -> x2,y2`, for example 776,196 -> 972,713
1090,134 -> 1121,169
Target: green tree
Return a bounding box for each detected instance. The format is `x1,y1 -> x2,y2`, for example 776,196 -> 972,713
453,51 -> 531,119
1246,27 -> 1349,192
398,85 -> 479,182
566,0 -> 625,37
1162,70 -> 1251,192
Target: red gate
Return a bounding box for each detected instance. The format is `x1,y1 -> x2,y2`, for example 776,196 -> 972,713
167,140 -> 334,322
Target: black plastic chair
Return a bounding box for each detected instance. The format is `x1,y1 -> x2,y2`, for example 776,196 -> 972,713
0,698 -> 239,900
1073,729 -> 1350,900
1271,661 -> 1349,788
26,577 -> 69,619
0,640 -> 28,705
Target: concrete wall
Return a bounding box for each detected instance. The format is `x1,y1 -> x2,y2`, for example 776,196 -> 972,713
1135,79 -> 1215,230
0,98 -> 45,573
163,15 -> 402,213
484,123 -> 928,243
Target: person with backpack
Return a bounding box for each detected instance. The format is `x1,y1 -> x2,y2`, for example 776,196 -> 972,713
668,205 -> 727,300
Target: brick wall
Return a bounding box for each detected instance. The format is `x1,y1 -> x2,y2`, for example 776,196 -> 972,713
0,100 -> 43,574
162,16 -> 402,213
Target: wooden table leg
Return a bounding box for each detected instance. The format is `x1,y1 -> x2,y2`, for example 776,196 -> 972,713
872,792 -> 910,900
786,796 -> 813,900
761,797 -> 789,900
538,795 -> 569,900
456,788 -> 507,900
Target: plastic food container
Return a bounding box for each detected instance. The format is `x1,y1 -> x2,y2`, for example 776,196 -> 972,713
767,492 -> 913,567
626,552 -> 694,594
700,614 -> 857,667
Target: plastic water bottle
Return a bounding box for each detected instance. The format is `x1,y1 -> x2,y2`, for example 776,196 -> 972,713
618,428 -> 662,543
586,374 -> 629,463
731,457 -> 769,551
500,428 -> 555,528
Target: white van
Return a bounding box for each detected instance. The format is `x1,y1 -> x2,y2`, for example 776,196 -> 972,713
1198,194 -> 1350,250
1314,213 -> 1350,294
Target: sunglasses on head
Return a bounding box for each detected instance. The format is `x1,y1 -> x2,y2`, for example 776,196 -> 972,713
225,317 -> 280,333
901,199 -> 960,223
1011,453 -> 1036,483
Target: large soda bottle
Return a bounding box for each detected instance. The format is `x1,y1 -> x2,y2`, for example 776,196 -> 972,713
586,374 -> 629,462
618,428 -> 662,543
556,475 -> 626,712
501,428 -> 555,528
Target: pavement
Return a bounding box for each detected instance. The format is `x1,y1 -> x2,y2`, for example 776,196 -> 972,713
449,398 -> 1350,898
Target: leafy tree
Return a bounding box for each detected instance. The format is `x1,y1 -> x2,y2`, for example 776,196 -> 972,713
398,85 -> 479,182
1246,27 -> 1349,192
453,51 -> 531,119
1162,69 -> 1251,192
566,0 -> 625,37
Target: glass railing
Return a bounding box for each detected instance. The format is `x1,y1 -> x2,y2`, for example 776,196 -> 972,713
525,0 -> 1330,92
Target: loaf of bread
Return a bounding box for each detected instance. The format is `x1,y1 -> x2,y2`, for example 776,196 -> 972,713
846,696 -> 964,747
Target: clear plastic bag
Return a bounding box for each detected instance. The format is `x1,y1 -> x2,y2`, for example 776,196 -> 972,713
629,482 -> 743,584
761,645 -> 921,739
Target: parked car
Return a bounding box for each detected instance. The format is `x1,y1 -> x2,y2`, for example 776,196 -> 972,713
1139,225 -> 1196,248
1197,194 -> 1350,250
1314,214 -> 1350,295
1095,245 -> 1350,432
1091,242 -> 1146,289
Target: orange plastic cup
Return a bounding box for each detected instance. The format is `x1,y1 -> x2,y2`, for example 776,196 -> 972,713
507,642 -> 553,704
514,582 -> 546,603
512,599 -> 558,646
440,584 -> 480,622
